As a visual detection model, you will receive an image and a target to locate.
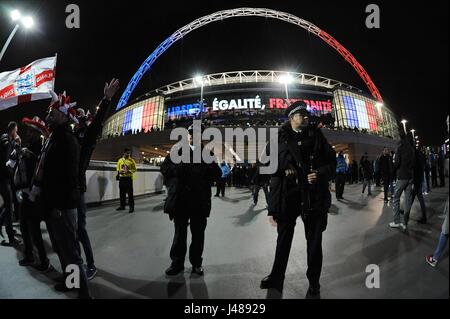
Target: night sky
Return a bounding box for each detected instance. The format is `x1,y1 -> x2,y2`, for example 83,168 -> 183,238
0,0 -> 448,145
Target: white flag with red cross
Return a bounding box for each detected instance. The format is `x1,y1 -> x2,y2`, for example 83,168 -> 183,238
0,56 -> 57,111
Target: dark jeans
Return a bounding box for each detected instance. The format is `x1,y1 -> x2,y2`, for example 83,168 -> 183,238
392,179 -> 413,224
77,193 -> 95,268
48,208 -> 90,297
270,212 -> 327,286
170,216 -> 207,268
119,177 -> 134,209
335,173 -> 346,199
19,196 -> 48,263
409,182 -> 427,220
253,184 -> 269,205
216,178 -> 226,196
0,181 -> 14,242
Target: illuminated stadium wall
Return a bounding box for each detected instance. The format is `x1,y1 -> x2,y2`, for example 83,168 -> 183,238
103,95 -> 164,137
101,79 -> 399,141
333,89 -> 399,139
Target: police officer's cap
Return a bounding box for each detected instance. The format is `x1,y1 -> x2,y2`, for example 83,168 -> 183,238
187,122 -> 206,134
285,100 -> 309,118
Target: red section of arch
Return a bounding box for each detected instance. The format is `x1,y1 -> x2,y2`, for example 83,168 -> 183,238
318,30 -> 383,102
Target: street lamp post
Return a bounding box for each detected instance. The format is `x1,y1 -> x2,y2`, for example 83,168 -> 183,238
401,119 -> 407,134
0,10 -> 35,64
410,129 -> 416,140
279,73 -> 294,102
194,75 -> 204,122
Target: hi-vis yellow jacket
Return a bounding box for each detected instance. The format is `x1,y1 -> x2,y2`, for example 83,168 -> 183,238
116,157 -> 137,178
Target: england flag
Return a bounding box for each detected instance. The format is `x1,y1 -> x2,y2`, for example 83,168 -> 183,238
0,56 -> 57,111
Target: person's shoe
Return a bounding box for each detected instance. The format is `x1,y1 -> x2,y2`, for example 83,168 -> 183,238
400,223 -> 407,231
260,275 -> 284,290
34,259 -> 52,272
214,194 -> 219,197
389,222 -> 401,228
165,265 -> 184,276
19,257 -> 35,267
426,255 -> 437,267
86,266 -> 97,280
191,266 -> 204,276
116,206 -> 125,211
129,208 -> 135,213
54,283 -> 74,292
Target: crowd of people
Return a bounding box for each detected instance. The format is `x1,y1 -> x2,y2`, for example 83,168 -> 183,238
1,87 -> 448,298
0,79 -> 120,299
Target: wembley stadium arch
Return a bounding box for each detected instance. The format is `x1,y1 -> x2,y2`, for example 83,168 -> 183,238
116,7 -> 383,110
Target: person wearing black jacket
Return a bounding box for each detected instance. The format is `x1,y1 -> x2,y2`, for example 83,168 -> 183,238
15,119 -> 51,271
36,92 -> 91,299
0,121 -> 21,246
360,153 -> 373,196
73,79 -> 120,280
160,123 -> 221,277
390,131 -> 415,230
379,147 -> 393,203
260,101 -> 336,298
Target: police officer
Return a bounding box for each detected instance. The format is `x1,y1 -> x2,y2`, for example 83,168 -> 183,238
261,101 -> 336,297
160,122 -> 221,276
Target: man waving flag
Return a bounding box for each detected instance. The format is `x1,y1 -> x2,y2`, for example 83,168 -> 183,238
0,56 -> 57,111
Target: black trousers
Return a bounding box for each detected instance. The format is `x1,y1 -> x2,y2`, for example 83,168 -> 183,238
431,167 -> 438,187
119,177 -> 134,209
170,215 -> 207,268
0,181 -> 14,242
270,212 -> 327,287
48,208 -> 90,297
216,178 -> 226,196
382,176 -> 391,200
438,169 -> 445,187
19,196 -> 48,263
77,193 -> 95,268
335,173 -> 346,199
253,184 -> 269,205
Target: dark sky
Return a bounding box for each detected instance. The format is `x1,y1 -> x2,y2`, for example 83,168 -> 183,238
0,0 -> 448,145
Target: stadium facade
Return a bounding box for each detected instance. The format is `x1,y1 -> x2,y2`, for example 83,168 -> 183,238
94,71 -> 400,164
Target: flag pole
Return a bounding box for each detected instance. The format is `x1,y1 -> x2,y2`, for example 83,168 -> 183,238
52,53 -> 58,91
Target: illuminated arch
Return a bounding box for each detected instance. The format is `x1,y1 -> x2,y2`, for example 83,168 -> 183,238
117,7 -> 382,109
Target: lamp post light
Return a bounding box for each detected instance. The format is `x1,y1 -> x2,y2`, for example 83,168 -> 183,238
0,9 -> 35,63
410,129 -> 416,140
278,73 -> 294,101
401,119 -> 407,134
194,75 -> 204,122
